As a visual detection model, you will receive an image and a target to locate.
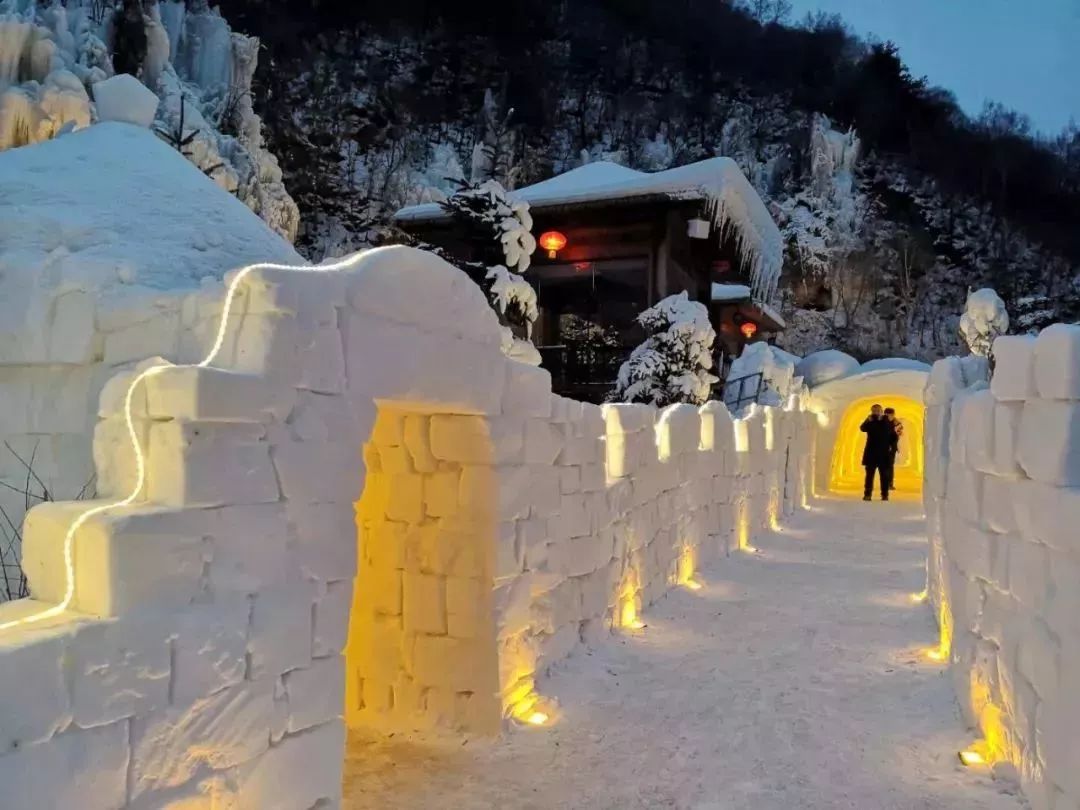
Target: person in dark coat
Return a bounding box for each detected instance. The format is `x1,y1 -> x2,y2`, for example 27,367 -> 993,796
861,404 -> 899,501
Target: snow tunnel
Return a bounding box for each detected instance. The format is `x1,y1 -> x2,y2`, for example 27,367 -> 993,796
805,361 -> 931,498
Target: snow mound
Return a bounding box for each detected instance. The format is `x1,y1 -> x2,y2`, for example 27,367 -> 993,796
0,122 -> 304,363
859,358 -> 932,374
92,73 -> 158,127
726,342 -> 796,409
399,157 -> 784,303
797,350 -> 859,387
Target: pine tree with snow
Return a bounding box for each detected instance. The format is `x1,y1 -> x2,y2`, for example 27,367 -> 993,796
436,178 -> 540,362
612,292 -> 719,407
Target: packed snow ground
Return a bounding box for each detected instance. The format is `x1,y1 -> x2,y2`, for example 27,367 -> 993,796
343,497 -> 1026,810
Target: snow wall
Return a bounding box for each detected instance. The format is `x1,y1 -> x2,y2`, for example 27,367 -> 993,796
924,326 -> 1080,810
0,124 -> 303,600
0,246 -> 815,808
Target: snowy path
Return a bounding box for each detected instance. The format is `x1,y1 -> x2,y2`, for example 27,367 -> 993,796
343,497 -> 1026,810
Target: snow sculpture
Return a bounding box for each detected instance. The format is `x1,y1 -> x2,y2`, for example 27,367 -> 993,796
613,292 -> 719,407
92,73 -> 158,127
0,0 -> 300,243
959,288 -> 1009,357
725,341 -> 796,410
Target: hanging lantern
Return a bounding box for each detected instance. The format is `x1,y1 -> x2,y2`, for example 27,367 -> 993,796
539,231 -> 567,259
740,321 -> 758,339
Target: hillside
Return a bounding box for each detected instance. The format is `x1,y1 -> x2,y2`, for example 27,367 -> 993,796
219,0 -> 1079,360
4,0 -> 1079,361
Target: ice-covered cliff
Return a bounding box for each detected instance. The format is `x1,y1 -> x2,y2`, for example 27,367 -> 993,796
0,0 -> 299,241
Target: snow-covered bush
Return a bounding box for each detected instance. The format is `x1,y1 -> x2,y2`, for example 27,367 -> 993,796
612,292 -> 719,406
959,288 -> 1009,357
724,341 -> 797,409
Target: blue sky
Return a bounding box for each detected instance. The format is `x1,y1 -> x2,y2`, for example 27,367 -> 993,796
787,0 -> 1080,136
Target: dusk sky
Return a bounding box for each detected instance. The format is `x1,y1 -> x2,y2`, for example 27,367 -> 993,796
787,0 -> 1080,136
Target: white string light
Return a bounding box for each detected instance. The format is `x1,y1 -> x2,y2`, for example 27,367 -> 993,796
0,249 -> 385,633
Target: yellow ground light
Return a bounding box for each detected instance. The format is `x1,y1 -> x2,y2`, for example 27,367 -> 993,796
829,395 -> 924,497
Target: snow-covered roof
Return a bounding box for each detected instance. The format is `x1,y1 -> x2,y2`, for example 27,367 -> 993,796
711,283 -> 752,302
396,158 -> 784,302
0,122 -> 305,364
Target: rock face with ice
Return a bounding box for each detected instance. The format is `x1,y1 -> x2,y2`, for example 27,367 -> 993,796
0,0 -> 299,242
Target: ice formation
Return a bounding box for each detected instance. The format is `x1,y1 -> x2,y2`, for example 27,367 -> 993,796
400,157 -> 784,303
614,292 -> 719,407
959,288 -> 1009,357
0,0 -> 299,242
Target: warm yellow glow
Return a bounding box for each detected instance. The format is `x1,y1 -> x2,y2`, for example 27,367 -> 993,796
815,410 -> 829,428
627,619 -> 646,630
828,394 -> 924,497
958,742 -> 991,767
677,547 -> 696,588
0,250 -> 384,634
526,711 -> 549,726
620,598 -> 641,629
911,590 -> 928,603
684,579 -> 704,591
925,645 -> 948,662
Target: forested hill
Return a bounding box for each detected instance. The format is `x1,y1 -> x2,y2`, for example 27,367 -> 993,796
222,0 -> 1080,360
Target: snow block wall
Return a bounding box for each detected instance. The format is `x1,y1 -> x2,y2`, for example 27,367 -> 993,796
0,124 -> 304,600
0,246 -> 814,808
925,326 -> 1080,810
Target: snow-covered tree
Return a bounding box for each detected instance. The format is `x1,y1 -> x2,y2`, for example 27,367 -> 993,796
959,288 -> 1009,357
436,179 -> 540,363
612,292 -> 719,406
440,179 -> 536,272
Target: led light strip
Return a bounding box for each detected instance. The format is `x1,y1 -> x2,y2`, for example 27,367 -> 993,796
0,249 -> 382,633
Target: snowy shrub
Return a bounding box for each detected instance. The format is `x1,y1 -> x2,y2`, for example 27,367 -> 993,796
959,288 -> 1009,357
612,292 -> 719,407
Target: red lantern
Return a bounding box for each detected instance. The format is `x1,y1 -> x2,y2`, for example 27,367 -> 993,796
539,230 -> 567,258
740,321 -> 758,339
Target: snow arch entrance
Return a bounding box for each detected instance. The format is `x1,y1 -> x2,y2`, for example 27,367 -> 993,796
807,367 -> 930,499
828,395 -> 924,496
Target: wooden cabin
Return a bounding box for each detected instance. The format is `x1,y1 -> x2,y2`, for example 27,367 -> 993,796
395,159 -> 785,402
